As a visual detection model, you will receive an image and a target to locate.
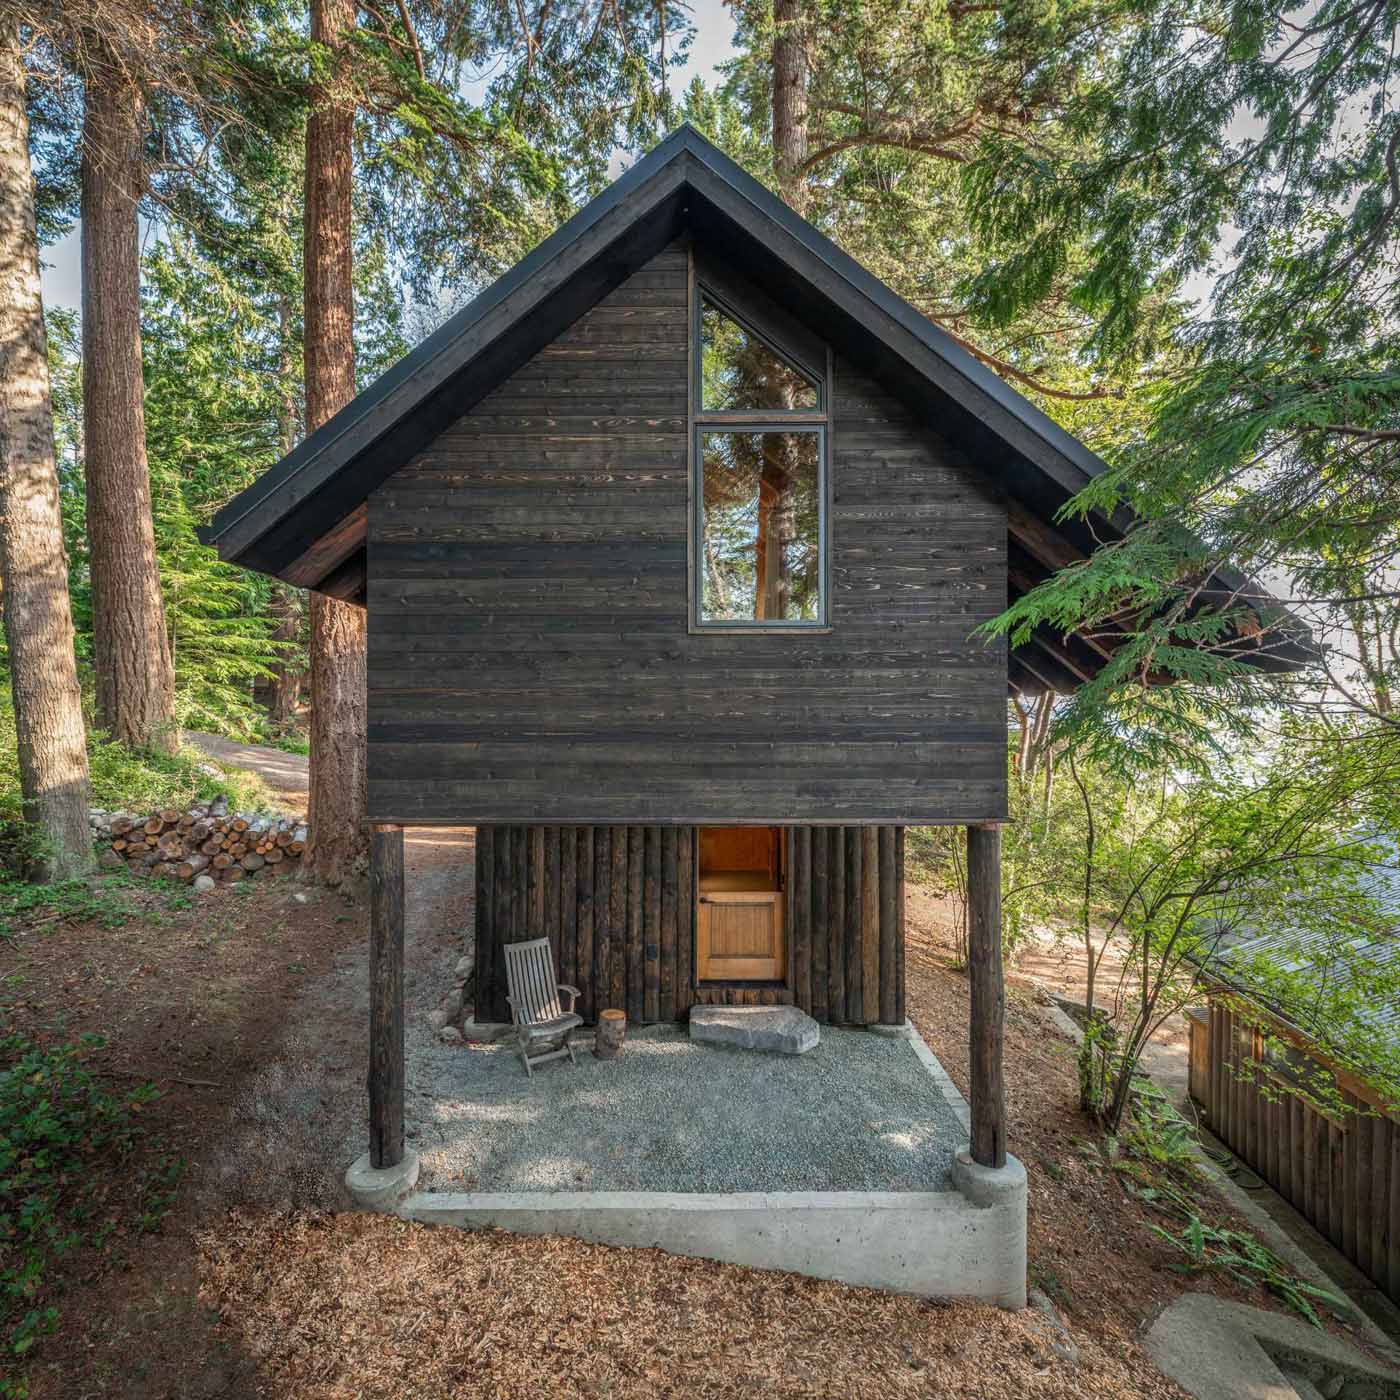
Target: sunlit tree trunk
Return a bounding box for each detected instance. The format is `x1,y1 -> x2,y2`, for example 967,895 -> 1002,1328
302,0 -> 367,886
0,22 -> 93,879
772,0 -> 808,215
81,53 -> 177,752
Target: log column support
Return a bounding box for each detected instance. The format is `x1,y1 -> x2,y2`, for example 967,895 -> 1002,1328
345,821 -> 419,1210
967,823 -> 1006,1169
369,822 -> 405,1168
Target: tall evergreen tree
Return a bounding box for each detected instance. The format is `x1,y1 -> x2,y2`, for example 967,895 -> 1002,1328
81,44 -> 177,751
716,0 -> 1166,416
301,0 -> 366,886
967,0 -> 1400,758
0,19 -> 92,878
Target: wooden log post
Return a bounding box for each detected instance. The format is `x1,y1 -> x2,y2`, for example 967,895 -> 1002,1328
369,823 -> 405,1170
967,823 -> 1007,1169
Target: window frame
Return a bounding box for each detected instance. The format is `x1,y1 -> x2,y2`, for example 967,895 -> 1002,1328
688,272 -> 832,633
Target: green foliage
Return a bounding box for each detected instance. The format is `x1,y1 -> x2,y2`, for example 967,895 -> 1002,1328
967,0 -> 1400,749
712,0 -> 1180,423
1152,1209 -> 1345,1328
1003,713 -> 1400,1131
0,686 -> 273,844
1106,1083 -> 1341,1328
1117,1081 -> 1201,1179
0,875 -> 136,940
0,1035 -> 181,1394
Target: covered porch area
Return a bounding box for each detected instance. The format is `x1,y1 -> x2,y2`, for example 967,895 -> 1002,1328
348,823 -> 1026,1307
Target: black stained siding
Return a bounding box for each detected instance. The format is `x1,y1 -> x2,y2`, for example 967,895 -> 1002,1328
474,824 -> 904,1026
366,241 -> 1007,826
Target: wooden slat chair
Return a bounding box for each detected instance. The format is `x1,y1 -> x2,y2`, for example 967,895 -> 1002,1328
504,938 -> 583,1077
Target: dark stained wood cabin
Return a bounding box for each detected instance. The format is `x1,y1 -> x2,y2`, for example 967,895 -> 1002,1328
203,126 -> 1304,1175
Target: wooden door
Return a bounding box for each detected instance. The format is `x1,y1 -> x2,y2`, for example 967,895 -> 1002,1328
697,890 -> 785,981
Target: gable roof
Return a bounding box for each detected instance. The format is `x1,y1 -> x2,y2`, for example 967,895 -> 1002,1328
199,123 -> 1310,693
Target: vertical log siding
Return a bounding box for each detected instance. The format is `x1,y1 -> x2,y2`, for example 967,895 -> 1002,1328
476,823 -> 904,1027
1196,1000 -> 1400,1305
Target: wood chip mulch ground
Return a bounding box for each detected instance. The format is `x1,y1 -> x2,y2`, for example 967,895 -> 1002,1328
194,1210 -> 1180,1400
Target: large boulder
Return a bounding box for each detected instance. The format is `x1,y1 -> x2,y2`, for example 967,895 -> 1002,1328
689,1005 -> 819,1055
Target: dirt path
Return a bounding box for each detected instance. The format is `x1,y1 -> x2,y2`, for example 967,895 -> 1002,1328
183,729 -> 309,813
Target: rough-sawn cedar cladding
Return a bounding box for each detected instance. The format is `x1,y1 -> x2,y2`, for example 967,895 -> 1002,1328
367,242 -> 1007,826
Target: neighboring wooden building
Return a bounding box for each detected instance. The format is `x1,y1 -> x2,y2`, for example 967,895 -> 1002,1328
202,127 -> 1303,1189
1189,905 -> 1400,1306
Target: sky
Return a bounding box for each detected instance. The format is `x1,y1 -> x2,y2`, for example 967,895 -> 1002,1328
38,0 -> 740,313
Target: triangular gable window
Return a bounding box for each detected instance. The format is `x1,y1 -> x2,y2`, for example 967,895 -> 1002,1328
700,297 -> 819,412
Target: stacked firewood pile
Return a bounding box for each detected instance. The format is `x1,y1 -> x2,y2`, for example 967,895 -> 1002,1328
91,798 -> 307,886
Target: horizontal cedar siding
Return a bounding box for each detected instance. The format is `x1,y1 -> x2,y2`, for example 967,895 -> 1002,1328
476,824 -> 903,1028
367,243 -> 1006,826
1198,1002 -> 1400,1306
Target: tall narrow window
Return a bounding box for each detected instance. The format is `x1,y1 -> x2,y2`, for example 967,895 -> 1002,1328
692,291 -> 828,629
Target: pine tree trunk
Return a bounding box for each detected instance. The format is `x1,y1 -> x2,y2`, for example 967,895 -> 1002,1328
262,290 -> 306,727
302,0 -> 367,886
0,23 -> 94,880
80,56 -> 176,752
263,584 -> 305,724
772,0 -> 809,214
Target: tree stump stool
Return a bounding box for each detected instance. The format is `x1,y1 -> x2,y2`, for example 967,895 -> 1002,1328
595,1008 -> 625,1060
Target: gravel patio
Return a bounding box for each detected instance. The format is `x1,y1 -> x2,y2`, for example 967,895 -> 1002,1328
405,1023 -> 965,1195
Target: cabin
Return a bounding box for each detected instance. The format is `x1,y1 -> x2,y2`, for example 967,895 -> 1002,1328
202,126 -> 1302,1305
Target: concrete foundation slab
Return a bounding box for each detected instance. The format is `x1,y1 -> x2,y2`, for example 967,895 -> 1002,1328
403,1173 -> 1027,1308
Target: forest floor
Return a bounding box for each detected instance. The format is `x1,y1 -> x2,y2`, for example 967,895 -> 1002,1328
3,756 -> 1386,1397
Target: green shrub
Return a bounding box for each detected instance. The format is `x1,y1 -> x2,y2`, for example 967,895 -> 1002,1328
0,688 -> 274,870
0,1035 -> 182,1396
0,874 -> 137,940
83,727 -> 271,814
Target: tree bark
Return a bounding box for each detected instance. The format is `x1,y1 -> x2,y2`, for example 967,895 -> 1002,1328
262,288 -> 307,728
261,584 -> 305,725
0,23 -> 94,879
772,0 -> 809,215
81,54 -> 177,752
302,0 -> 367,885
